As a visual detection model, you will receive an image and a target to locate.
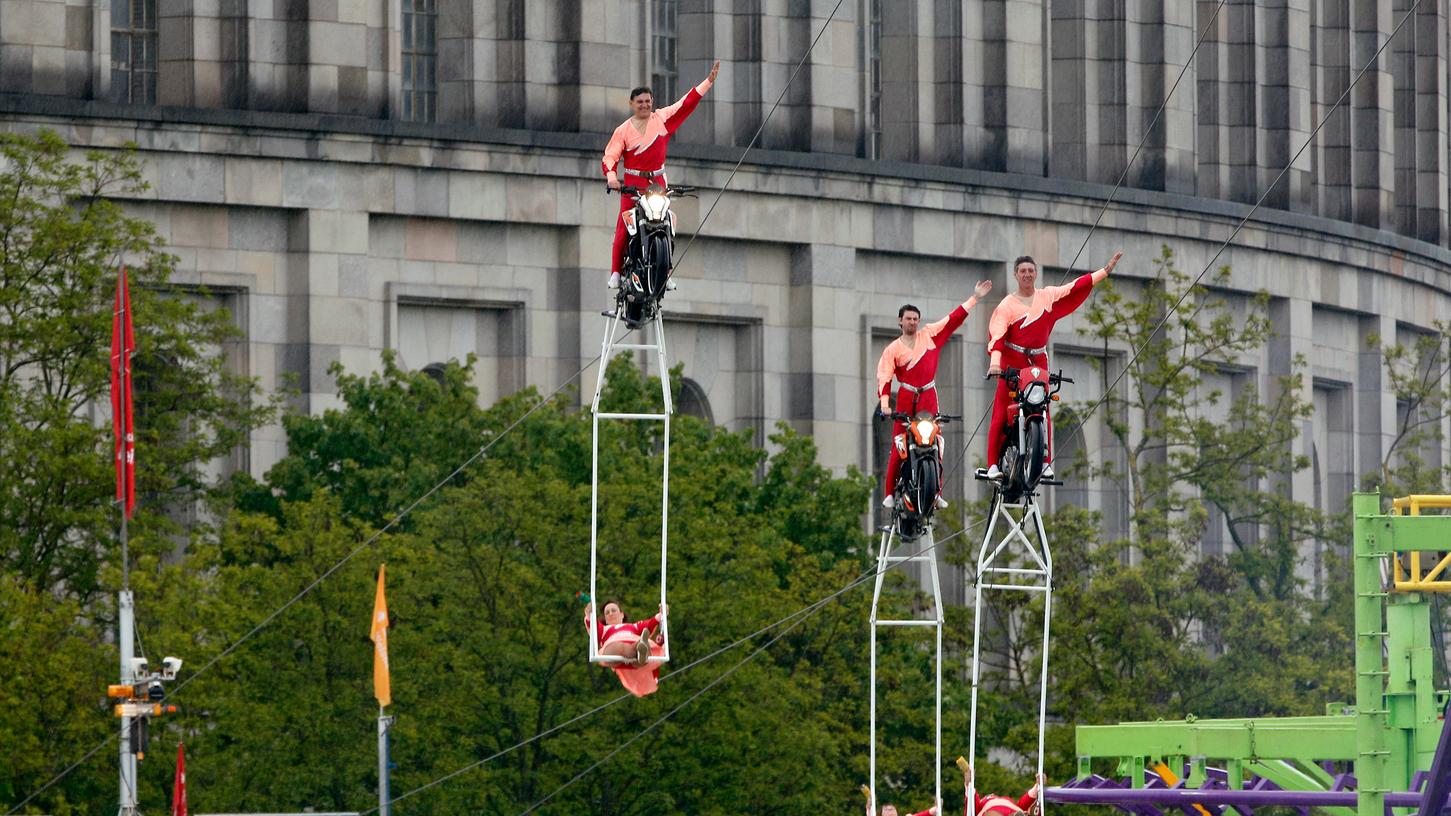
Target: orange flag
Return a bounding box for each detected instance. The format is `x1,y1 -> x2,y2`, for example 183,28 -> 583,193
370,564 -> 391,707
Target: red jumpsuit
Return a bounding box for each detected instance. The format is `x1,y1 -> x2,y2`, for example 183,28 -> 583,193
984,270 -> 1107,468
970,785 -> 1039,816
600,78 -> 714,275
876,296 -> 981,499
587,611 -> 663,697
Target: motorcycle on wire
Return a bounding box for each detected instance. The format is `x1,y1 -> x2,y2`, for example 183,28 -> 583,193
978,366 -> 1071,501
883,404 -> 959,540
608,183 -> 695,327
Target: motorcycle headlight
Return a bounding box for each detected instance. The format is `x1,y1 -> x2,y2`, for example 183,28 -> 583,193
1024,383 -> 1046,406
640,192 -> 670,221
915,419 -> 935,442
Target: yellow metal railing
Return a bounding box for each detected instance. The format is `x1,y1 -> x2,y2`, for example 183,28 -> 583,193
1391,495 -> 1451,592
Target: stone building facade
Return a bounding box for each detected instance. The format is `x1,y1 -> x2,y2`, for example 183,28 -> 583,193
3,1 -> 1451,594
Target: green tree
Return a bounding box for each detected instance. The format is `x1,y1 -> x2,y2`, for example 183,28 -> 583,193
120,355 -> 903,815
954,247 -> 1351,790
0,129 -> 273,596
0,129 -> 275,814
1076,245 -> 1319,594
1365,321 -> 1451,495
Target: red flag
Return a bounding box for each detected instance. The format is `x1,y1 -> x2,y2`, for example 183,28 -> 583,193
172,742 -> 187,816
110,266 -> 135,518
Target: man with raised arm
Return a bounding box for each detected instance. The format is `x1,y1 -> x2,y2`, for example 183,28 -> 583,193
982,251 -> 1123,482
600,60 -> 721,291
876,280 -> 994,509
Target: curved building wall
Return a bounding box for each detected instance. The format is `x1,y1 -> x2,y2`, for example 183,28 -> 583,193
2,2 -> 1450,593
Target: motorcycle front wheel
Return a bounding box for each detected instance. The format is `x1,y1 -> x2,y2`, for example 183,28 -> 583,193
1022,420 -> 1045,489
647,232 -> 672,299
912,453 -> 940,520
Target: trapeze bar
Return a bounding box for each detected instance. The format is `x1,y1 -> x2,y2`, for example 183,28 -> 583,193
591,654 -> 670,665
983,566 -> 1050,575
610,343 -> 662,351
595,411 -> 670,420
980,583 -> 1050,592
875,619 -> 943,627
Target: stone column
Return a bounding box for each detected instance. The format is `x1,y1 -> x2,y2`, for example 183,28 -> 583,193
787,242 -> 858,473
1312,0 -> 1353,222
1267,295 -> 1317,585
301,0 -> 371,115
1253,0 -> 1313,209
1357,312 -> 1398,485
967,0 -> 1045,173
524,0 -> 580,132
877,0 -> 918,161
1350,0 -> 1395,229
1048,0 -> 1117,183
1395,0 -> 1449,244
1194,0 -> 1230,201
1223,0 -> 1257,204
929,0 -> 964,166
807,0 -> 860,155
1148,1 -> 1197,194
1418,1 -> 1449,245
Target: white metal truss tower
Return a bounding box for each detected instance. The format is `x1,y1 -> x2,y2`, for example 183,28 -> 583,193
587,310 -> 672,665
868,524 -> 943,813
967,488 -> 1053,811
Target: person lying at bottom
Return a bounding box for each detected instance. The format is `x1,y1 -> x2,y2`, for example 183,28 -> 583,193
863,784 -> 938,816
960,761 -> 1041,816
585,599 -> 666,697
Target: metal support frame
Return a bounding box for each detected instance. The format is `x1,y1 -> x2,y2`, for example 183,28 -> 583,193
969,490 -> 1053,814
118,589 -> 139,816
869,524 -> 944,814
587,310 -> 672,665
1052,492 -> 1451,816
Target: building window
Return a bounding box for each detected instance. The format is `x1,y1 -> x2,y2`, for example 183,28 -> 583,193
865,0 -> 882,159
421,362 -> 447,385
650,0 -> 679,102
677,377 -> 713,424
401,0 -> 437,123
111,0 -> 157,104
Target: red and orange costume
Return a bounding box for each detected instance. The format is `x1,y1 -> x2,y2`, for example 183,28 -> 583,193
968,785 -> 1039,816
587,610 -> 663,697
984,269 -> 1108,469
876,296 -> 982,499
600,77 -> 715,276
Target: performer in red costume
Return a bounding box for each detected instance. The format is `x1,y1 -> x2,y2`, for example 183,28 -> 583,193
600,60 -> 721,289
863,786 -> 939,816
983,251 -> 1123,481
961,763 -> 1042,816
877,280 -> 994,508
584,599 -> 667,697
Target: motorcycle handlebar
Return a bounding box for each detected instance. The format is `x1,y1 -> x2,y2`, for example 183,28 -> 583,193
884,411 -> 958,422
606,184 -> 696,197
989,367 -> 1076,385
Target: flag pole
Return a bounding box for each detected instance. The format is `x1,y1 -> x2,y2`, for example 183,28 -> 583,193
114,266 -> 139,816
372,564 -> 393,816
378,705 -> 391,816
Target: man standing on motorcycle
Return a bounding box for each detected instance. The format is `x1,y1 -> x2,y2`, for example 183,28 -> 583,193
601,60 -> 721,290
983,250 -> 1123,482
877,280 -> 995,509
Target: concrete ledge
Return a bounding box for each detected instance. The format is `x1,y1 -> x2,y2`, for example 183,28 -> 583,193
5,92 -> 1451,270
